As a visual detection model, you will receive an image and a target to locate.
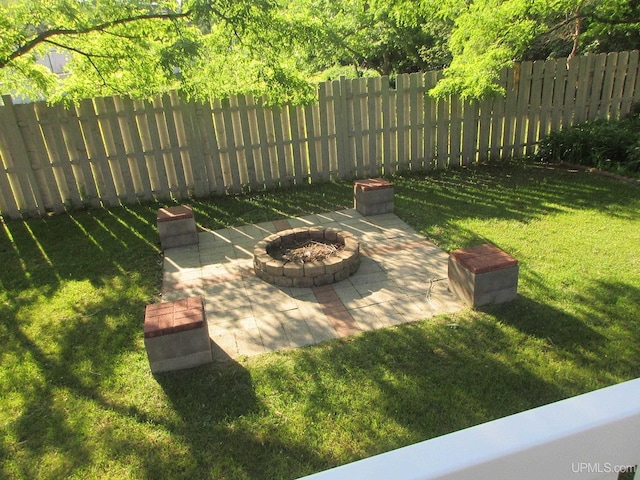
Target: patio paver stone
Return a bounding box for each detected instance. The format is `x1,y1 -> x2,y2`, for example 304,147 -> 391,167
160,209 -> 465,361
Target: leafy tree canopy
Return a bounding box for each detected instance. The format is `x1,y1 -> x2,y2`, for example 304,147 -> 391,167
420,0 -> 640,98
0,0 -> 317,104
1,0 -> 639,103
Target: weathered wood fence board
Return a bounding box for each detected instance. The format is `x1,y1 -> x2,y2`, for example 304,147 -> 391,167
2,51 -> 640,219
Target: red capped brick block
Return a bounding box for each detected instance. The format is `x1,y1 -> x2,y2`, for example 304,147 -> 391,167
354,178 -> 394,191
144,296 -> 212,373
157,205 -> 198,250
448,244 -> 518,307
354,178 -> 394,216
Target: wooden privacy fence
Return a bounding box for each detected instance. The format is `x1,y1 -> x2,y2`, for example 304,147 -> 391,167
1,50 -> 639,219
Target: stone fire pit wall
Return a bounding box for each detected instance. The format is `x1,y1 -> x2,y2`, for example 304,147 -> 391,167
253,227 -> 360,288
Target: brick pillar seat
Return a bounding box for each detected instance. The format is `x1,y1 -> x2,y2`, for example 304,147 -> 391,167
353,178 -> 394,216
448,244 -> 519,307
157,205 -> 198,250
144,296 -> 212,373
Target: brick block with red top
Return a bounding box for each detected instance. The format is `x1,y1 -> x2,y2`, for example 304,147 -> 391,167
353,178 -> 394,216
143,296 -> 212,373
157,205 -> 199,250
448,244 -> 519,307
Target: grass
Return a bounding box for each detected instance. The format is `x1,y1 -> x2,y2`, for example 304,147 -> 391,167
1,161 -> 639,479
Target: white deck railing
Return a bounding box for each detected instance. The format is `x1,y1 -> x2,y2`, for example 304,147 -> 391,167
300,378 -> 640,480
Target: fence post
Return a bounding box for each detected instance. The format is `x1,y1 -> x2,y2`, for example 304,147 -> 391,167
0,96 -> 45,217
334,76 -> 351,180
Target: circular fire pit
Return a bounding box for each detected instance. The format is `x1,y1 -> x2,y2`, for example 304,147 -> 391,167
253,227 -> 360,288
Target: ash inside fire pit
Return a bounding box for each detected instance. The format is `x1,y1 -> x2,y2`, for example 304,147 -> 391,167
253,227 -> 360,287
269,239 -> 344,263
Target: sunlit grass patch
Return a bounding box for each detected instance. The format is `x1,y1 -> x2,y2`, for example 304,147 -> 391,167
1,162 -> 638,479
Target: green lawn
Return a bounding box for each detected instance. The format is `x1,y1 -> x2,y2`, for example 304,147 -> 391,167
1,162 -> 639,479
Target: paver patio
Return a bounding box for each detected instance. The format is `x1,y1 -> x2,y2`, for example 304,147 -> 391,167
161,209 -> 464,362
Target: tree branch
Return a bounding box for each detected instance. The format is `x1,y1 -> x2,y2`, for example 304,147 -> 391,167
589,14 -> 640,26
567,1 -> 587,65
42,39 -> 127,94
0,11 -> 191,68
42,39 -> 121,60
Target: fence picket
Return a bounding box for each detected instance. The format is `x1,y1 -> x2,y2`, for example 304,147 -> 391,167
477,96 -> 492,161
0,150 -> 20,218
147,97 -> 173,199
195,100 -> 225,195
219,97 -> 242,193
255,101 -> 276,189
396,74 -> 408,172
409,73 -> 423,170
514,61 -> 533,157
37,102 -> 84,208
304,103 -> 320,183
96,97 -> 136,203
271,106 -> 290,186
462,99 -> 478,165
77,99 -> 119,206
423,71 -> 439,169
178,98 -> 210,197
62,104 -> 101,207
588,53 -> 608,121
334,77 -> 351,180
138,99 -> 169,200
574,55 -> 594,124
503,66 -> 519,158
599,52 -> 619,119
620,50 -> 639,114
611,51 -> 630,118
237,94 -> 259,190
562,57 -> 579,128
318,83 -> 332,181
169,91 -> 202,197
352,78 -> 366,178
15,101 -> 64,212
289,103 -> 306,185
115,96 -> 153,201
449,95 -> 462,167
436,96 -> 450,167
526,60 -> 545,154
365,77 -> 384,177
539,60 -> 556,138
160,93 -> 188,198
0,96 -> 40,216
550,59 -> 568,132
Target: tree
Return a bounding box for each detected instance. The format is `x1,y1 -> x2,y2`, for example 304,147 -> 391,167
0,0 -> 455,103
2,0 -> 639,104
416,0 -> 640,98
282,0 -> 452,80
0,0 -> 316,104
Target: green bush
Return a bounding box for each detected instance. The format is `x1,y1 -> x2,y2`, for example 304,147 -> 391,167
536,115 -> 640,174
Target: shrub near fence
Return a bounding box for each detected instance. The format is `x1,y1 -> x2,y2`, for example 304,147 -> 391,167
1,51 -> 639,219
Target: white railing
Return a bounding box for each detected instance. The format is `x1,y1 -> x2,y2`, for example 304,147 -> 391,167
299,378 -> 640,480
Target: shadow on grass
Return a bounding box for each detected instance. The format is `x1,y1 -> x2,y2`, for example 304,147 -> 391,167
0,197 -> 342,479
0,206 -> 163,478
189,181 -> 353,231
392,162 -> 640,249
153,363 -> 330,479
0,205 -> 161,289
1,162 -> 638,479
251,313 -> 566,473
485,278 -> 640,380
